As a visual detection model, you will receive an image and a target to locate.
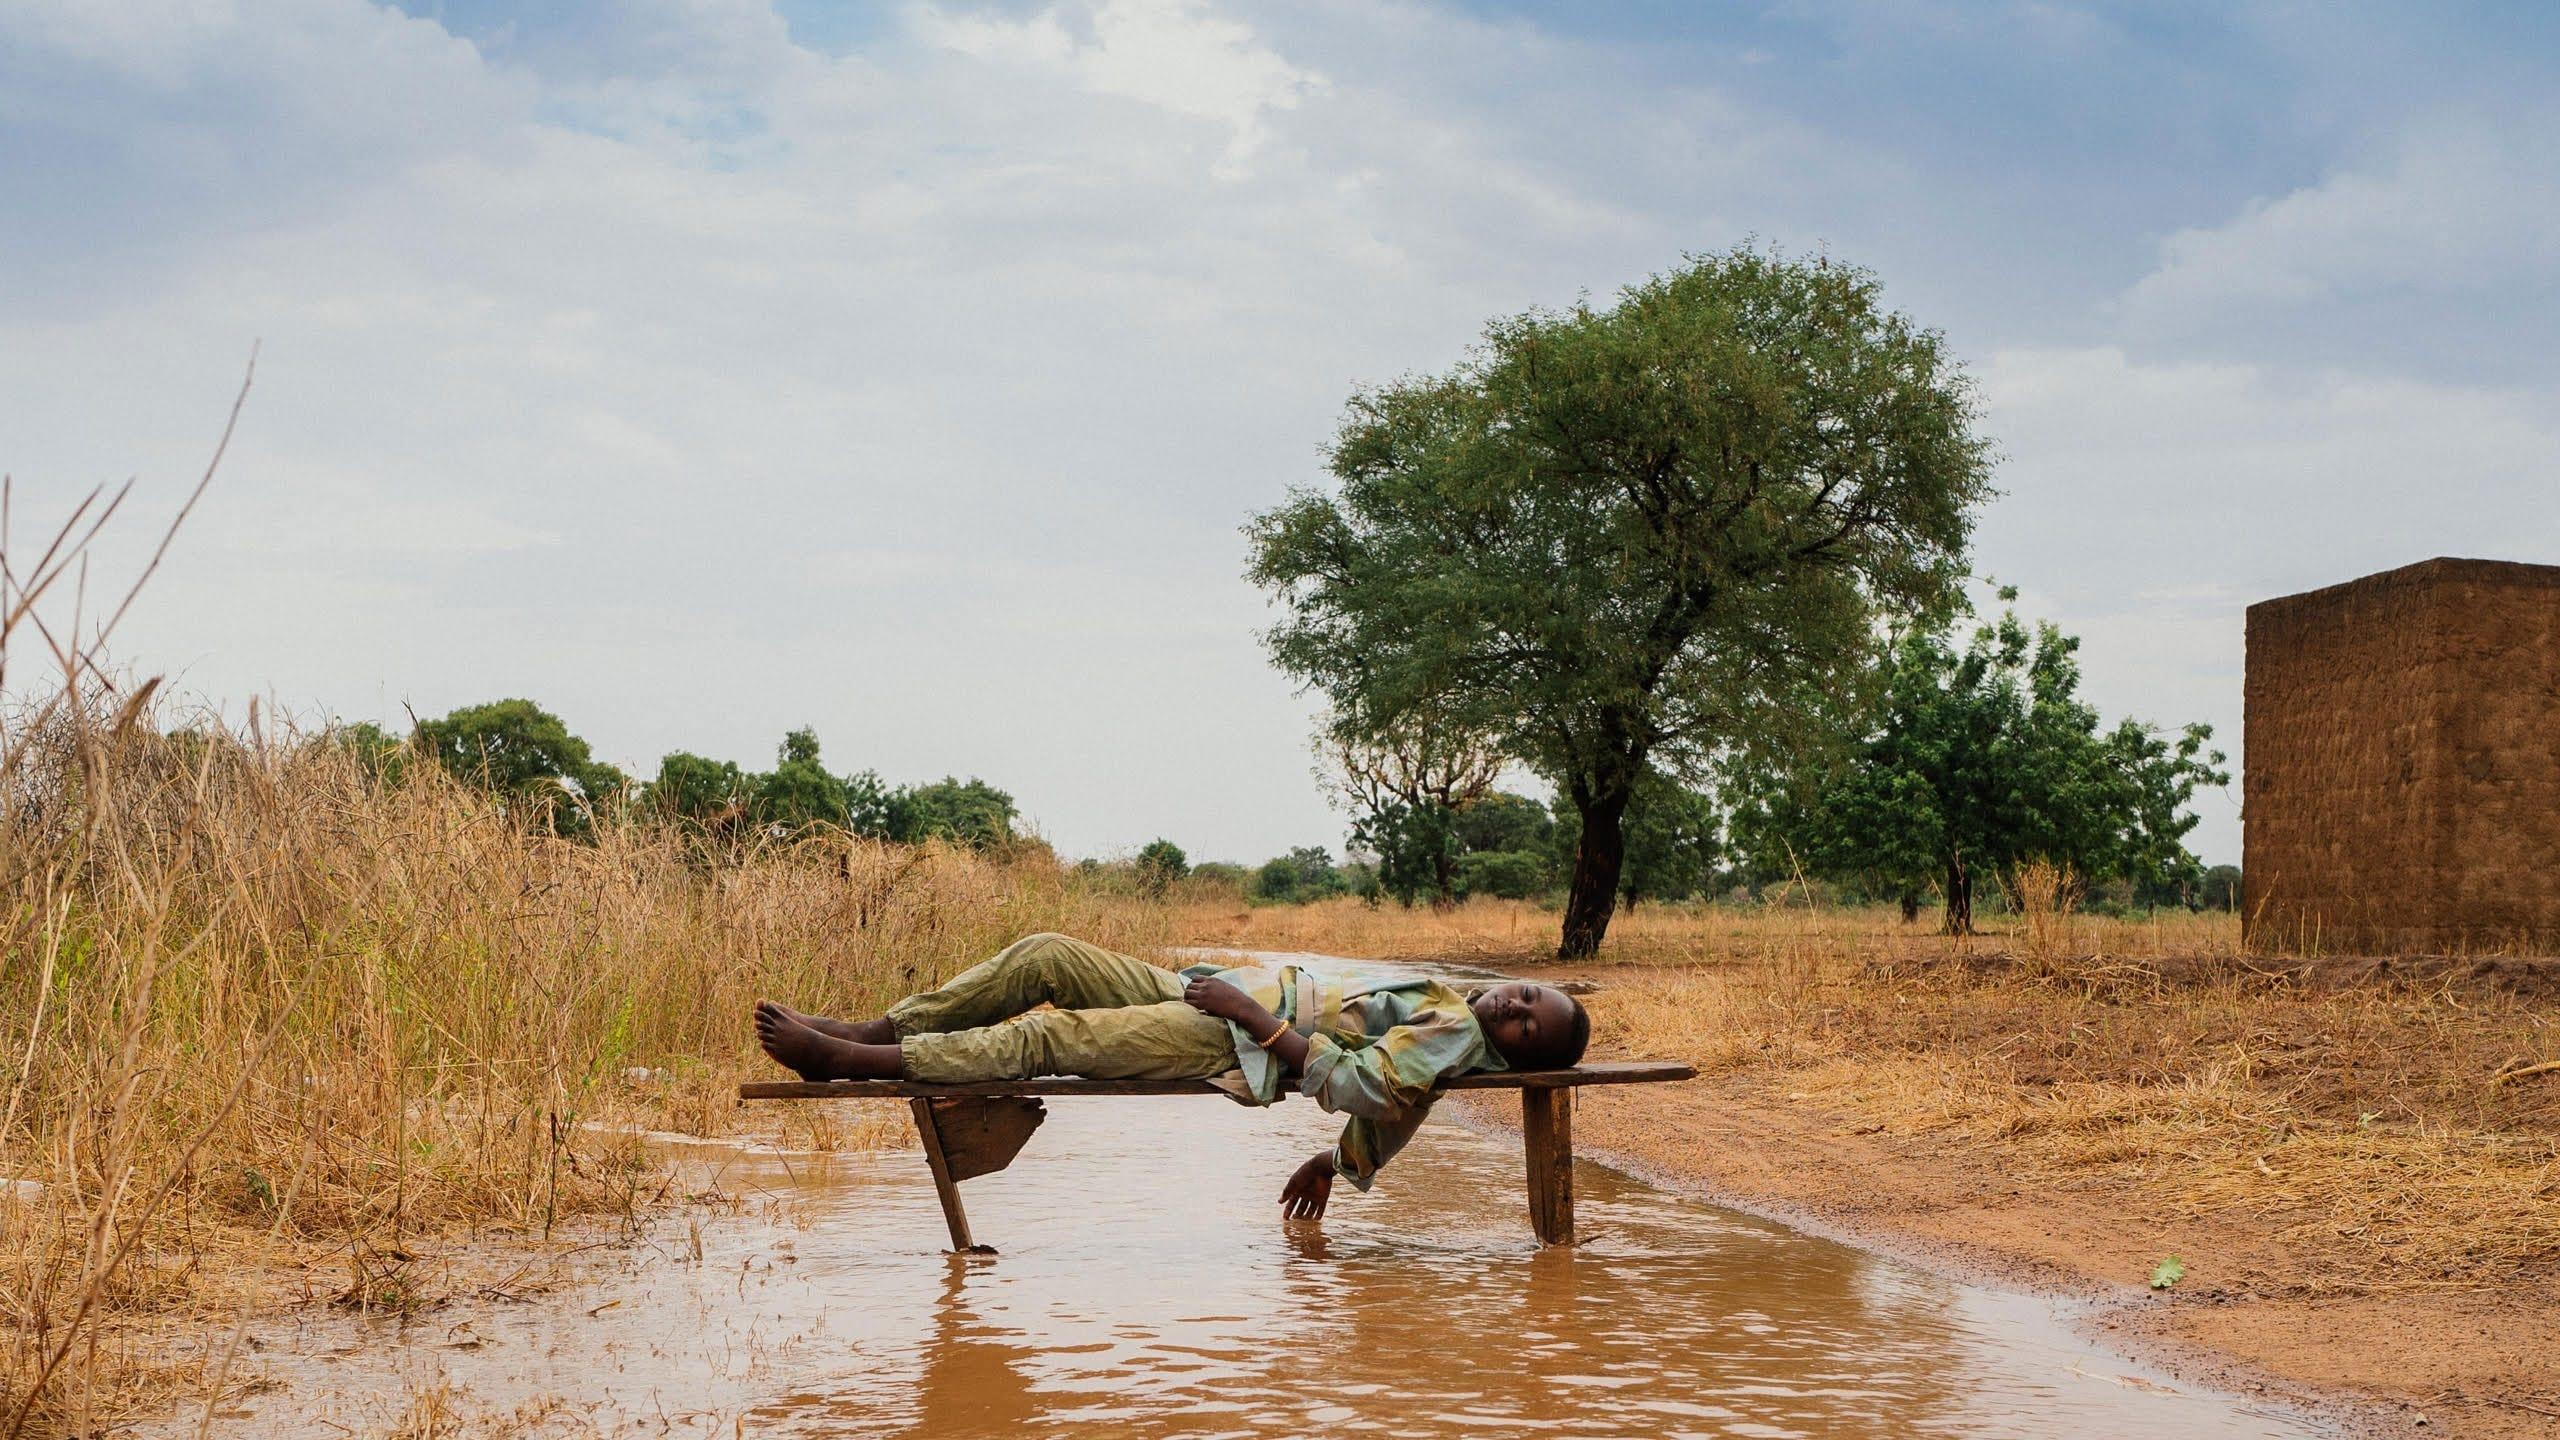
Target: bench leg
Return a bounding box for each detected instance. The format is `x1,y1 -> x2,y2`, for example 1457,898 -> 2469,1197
910,1097 -> 986,1253
1521,1087 -> 1574,1246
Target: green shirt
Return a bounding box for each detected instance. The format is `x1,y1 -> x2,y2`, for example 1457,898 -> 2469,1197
1179,962 -> 1505,1190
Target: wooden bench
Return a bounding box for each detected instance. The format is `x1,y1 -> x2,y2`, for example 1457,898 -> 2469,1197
739,1060 -> 1693,1250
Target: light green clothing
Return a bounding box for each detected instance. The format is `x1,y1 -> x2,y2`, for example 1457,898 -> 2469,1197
884,933 -> 1502,1189
890,933 -> 1234,1082
1171,957 -> 1504,1189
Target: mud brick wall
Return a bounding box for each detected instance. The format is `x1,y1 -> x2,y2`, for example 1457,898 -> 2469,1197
2243,557 -> 2560,954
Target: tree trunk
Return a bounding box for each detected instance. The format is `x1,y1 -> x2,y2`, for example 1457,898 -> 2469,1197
1942,854 -> 1973,935
1559,788 -> 1632,959
1431,846 -> 1458,910
1899,890 -> 1921,924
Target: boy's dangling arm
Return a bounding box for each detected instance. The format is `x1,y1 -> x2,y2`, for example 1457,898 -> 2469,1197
1182,975 -> 1340,1217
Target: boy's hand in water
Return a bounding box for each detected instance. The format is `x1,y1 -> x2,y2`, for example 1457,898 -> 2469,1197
1280,1151 -> 1334,1220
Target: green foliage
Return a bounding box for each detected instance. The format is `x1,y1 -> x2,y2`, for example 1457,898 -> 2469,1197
2149,1256 -> 2186,1290
1251,846 -> 1347,904
415,699 -> 627,839
1454,849 -> 1548,901
1554,771 -> 1721,906
1248,246 -> 1992,956
1135,838 -> 1189,897
1187,861 -> 1249,896
754,728 -> 856,831
1747,596 -> 2229,932
646,751 -> 748,826
640,730 -> 1014,850
326,720 -> 411,784
1453,791 -> 1555,857
898,776 -> 1016,849
2198,863 -> 2242,912
1349,801 -> 1458,907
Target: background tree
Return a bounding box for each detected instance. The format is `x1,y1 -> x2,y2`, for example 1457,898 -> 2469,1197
415,699 -> 626,839
1252,845 -> 1346,903
1761,597 -> 2228,933
1348,801 -> 1457,907
1135,838 -> 1189,897
1251,247 -> 1991,956
325,719 -> 411,784
1453,790 -> 1556,856
1322,711 -> 1501,905
1454,848 -> 1547,900
2197,863 -> 2243,912
753,726 -> 855,831
645,750 -> 749,829
1552,771 -> 1721,908
900,776 -> 1017,849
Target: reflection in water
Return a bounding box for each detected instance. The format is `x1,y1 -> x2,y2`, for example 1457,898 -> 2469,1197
167,1099 -> 2329,1439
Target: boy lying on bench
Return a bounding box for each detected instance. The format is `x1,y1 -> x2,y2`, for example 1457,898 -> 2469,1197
754,932 -> 1589,1217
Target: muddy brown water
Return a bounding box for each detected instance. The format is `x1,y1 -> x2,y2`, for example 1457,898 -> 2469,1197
165,1095 -> 2332,1438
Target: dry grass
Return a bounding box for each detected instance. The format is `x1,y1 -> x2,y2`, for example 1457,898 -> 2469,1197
1173,893 -> 2560,1294
0,693 -> 1167,1436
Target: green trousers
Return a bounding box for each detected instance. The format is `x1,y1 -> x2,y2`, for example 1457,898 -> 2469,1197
887,933 -> 1238,1084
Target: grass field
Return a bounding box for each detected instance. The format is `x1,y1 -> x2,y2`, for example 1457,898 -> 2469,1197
6,697 -> 2556,1433
1176,893 -> 2560,1292
0,693 -> 1166,1436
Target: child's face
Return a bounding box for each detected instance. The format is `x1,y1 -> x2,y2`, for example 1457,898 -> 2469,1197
1471,982 -> 1577,1068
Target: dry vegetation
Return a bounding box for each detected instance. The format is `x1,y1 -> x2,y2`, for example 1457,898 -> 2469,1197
7,719 -> 2550,1434
1175,892 -> 2560,1295
3,463 -> 2548,1435
0,689 -> 1170,1436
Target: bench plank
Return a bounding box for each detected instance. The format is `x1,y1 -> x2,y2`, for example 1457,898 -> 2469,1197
736,1058 -> 1691,1101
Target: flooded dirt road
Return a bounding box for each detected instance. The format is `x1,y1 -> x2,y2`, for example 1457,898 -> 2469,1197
173,1093 -> 2332,1438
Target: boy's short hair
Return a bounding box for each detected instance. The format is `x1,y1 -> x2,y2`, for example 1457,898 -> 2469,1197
1555,997 -> 1592,1068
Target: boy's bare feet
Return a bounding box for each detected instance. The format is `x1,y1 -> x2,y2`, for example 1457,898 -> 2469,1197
768,1003 -> 895,1046
754,1001 -> 902,1081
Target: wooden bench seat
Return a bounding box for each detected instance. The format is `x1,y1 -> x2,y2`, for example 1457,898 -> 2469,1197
739,1060 -> 1693,1249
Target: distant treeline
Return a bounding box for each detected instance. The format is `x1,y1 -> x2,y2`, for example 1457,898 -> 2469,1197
334,701 -> 1020,850
1217,787 -> 2243,917
351,652 -> 2242,927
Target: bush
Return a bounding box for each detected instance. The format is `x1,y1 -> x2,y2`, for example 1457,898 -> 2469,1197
1456,849 -> 1548,900
1250,846 -> 1346,904
1135,838 -> 1189,897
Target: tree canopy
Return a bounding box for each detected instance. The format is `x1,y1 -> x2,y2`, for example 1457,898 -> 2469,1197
1249,246 -> 1993,956
1553,771 -> 1721,908
1741,596 -> 2229,932
415,699 -> 626,839
1135,838 -> 1189,896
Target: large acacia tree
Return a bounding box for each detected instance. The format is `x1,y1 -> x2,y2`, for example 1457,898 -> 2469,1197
1248,249 -> 1992,957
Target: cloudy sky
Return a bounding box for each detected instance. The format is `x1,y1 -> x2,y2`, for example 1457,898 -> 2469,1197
6,0 -> 2556,865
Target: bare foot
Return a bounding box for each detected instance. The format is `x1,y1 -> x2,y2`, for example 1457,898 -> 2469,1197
754,1001 -> 902,1081
770,1004 -> 895,1046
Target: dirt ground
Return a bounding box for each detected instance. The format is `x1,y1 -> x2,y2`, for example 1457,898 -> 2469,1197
1173,899 -> 2560,1440
1493,954 -> 2560,1440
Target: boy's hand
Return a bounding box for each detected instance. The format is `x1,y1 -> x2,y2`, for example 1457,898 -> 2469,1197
1181,976 -> 1262,1026
1280,1151 -> 1335,1220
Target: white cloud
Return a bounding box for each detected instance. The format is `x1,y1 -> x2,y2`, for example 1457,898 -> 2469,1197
2124,113 -> 2560,321
917,0 -> 1325,178
7,0 -> 2552,872
1976,344 -> 2560,862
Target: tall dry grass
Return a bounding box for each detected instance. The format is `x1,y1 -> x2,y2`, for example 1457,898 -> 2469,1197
0,691 -> 1175,1434
0,455 -> 1175,1432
